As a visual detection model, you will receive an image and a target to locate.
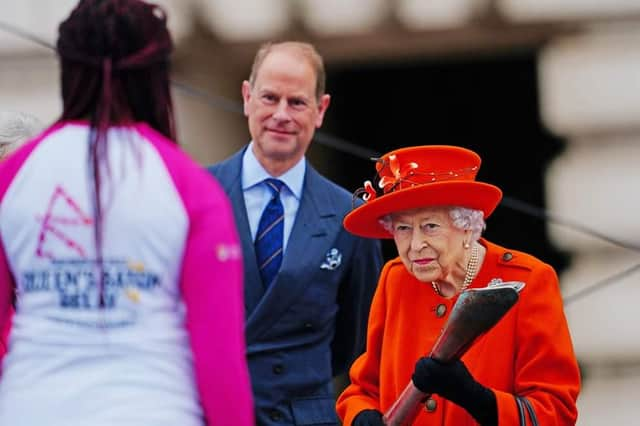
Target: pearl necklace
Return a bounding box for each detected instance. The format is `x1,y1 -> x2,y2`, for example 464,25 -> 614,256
461,243 -> 479,292
431,243 -> 479,296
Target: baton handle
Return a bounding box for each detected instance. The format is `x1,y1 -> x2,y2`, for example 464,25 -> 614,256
382,381 -> 429,426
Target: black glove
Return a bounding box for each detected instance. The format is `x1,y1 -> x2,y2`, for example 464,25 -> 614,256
352,409 -> 385,426
412,357 -> 497,426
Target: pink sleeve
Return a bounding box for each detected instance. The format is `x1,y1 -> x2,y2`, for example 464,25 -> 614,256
139,124 -> 254,426
0,127 -> 50,375
0,243 -> 13,374
181,182 -> 254,426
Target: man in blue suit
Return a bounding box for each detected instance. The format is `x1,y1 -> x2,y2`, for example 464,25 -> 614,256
208,41 -> 383,425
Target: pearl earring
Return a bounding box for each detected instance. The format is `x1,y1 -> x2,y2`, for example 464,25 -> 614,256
464,242 -> 470,249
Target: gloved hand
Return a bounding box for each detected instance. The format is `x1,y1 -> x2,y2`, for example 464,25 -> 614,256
352,409 -> 385,426
412,357 -> 497,425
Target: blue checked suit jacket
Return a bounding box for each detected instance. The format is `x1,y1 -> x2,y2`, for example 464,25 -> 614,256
209,147 -> 383,425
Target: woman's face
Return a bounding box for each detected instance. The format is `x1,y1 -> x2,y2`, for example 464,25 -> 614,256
390,207 -> 468,285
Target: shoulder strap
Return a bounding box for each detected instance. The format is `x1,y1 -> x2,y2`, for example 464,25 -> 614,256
515,395 -> 526,426
521,396 -> 539,426
515,395 -> 539,426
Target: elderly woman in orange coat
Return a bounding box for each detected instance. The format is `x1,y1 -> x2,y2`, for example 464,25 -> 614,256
336,145 -> 580,426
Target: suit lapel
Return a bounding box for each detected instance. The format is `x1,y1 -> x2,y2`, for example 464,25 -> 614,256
245,165 -> 336,342
214,149 -> 266,317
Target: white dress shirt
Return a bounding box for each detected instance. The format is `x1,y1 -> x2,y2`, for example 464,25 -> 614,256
242,142 -> 305,253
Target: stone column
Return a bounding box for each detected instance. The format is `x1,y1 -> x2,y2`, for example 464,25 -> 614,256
539,27 -> 640,425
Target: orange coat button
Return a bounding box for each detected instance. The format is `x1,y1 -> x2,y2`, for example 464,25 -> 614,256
424,397 -> 437,412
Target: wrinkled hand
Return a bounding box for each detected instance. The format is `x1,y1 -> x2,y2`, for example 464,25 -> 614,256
412,357 -> 497,425
352,409 -> 385,426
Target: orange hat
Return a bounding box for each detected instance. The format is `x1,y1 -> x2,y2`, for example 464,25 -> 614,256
344,145 -> 502,239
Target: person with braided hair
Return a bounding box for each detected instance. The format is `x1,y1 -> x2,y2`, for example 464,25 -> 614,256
0,1 -> 253,425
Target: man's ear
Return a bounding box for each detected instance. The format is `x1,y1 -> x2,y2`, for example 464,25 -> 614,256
241,80 -> 252,117
315,94 -> 331,128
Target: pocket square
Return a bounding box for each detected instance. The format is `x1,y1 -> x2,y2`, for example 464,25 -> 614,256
320,248 -> 342,270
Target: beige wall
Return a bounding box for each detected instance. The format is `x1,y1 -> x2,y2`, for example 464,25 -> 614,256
171,37 -> 251,165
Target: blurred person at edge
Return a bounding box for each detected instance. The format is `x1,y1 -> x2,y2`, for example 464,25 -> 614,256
208,41 -> 384,425
336,145 -> 580,426
0,110 -> 43,160
0,1 -> 253,425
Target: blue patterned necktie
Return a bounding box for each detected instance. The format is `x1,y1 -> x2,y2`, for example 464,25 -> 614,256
255,179 -> 285,288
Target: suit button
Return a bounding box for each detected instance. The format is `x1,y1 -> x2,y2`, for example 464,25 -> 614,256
435,304 -> 447,317
304,322 -> 313,330
502,252 -> 513,261
424,397 -> 437,412
273,364 -> 284,375
269,410 -> 282,421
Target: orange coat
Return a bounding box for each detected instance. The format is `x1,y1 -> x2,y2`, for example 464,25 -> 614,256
337,239 -> 580,425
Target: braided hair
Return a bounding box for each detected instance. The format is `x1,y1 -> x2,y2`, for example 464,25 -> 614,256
56,0 -> 175,306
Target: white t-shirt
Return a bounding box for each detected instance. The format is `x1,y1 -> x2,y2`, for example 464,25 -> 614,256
0,122 -> 253,426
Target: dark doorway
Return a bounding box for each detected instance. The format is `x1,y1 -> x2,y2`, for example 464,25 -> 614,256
311,49 -> 570,274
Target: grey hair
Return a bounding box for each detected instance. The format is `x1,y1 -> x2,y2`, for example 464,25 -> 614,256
379,206 -> 486,241
0,110 -> 43,159
449,207 -> 485,241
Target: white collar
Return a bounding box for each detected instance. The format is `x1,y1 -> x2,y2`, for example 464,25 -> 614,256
242,142 -> 305,199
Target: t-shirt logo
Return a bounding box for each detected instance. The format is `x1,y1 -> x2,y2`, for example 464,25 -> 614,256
22,185 -> 162,327
35,185 -> 92,259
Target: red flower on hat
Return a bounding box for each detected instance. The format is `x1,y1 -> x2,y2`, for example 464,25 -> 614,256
362,180 -> 377,202
378,154 -> 418,194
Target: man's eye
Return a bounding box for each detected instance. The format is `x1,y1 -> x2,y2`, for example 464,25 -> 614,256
290,99 -> 307,108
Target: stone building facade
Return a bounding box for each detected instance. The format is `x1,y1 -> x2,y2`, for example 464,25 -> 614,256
2,1 -> 639,423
